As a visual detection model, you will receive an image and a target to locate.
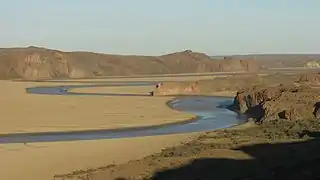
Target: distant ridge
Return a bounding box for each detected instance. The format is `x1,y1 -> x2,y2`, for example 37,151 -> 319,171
211,54 -> 320,68
0,46 -> 260,79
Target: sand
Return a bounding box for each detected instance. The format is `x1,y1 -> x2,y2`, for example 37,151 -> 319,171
38,74 -> 218,84
0,80 -> 195,134
0,77 -> 201,180
0,133 -> 196,180
0,74 -> 237,180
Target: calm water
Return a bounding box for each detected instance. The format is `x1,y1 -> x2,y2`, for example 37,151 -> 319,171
0,83 -> 246,144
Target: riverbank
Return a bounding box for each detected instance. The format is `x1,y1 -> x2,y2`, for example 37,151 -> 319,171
0,79 -> 202,180
61,118 -> 320,180
0,133 -> 199,180
58,72 -> 320,180
0,80 -> 196,134
8,72 -> 320,180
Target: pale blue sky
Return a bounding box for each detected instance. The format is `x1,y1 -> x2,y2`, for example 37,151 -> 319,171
1,0 -> 320,55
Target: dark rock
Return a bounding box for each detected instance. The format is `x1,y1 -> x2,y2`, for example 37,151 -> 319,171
232,85 -> 318,122
313,102 -> 320,118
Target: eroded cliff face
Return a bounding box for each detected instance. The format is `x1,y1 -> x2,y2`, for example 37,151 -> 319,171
216,58 -> 260,72
230,73 -> 320,122
17,52 -> 69,79
232,85 -> 319,122
0,48 -> 69,79
159,50 -> 260,73
0,47 -> 261,80
151,73 -> 320,122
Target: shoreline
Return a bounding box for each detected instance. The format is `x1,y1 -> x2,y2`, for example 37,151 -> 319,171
0,92 -> 238,143
5,72 -> 320,179
54,121 -> 252,179
1,79 -> 245,180
1,89 -> 236,137
54,92 -> 246,179
56,119 -> 320,180
0,81 -> 197,135
0,96 -> 197,138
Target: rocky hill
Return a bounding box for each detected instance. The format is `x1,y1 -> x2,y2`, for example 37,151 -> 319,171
0,47 -> 260,80
232,73 -> 320,122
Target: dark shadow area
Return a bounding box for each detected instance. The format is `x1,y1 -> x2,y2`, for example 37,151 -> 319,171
148,132 -> 320,180
227,95 -> 265,123
216,99 -> 235,109
313,102 -> 320,118
245,104 -> 265,122
278,110 -> 287,119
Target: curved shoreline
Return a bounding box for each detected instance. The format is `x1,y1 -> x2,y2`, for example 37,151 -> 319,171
0,81 -> 245,144
0,97 -> 198,139
24,83 -> 198,133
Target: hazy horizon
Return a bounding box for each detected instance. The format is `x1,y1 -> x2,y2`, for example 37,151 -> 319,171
1,0 -> 320,56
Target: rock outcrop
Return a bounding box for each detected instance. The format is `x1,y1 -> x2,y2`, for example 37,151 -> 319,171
0,47 -> 261,80
304,61 -> 320,68
232,85 -> 319,122
149,73 -> 320,122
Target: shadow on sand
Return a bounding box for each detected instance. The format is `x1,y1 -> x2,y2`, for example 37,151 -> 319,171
116,132 -> 320,180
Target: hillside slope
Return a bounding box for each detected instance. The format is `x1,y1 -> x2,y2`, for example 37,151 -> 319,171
212,54 -> 320,68
0,47 -> 260,79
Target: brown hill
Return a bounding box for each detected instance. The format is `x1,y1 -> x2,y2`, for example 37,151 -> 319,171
0,47 -> 260,79
212,54 -> 320,68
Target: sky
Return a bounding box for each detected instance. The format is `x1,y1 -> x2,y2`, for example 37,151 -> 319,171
1,0 -> 320,55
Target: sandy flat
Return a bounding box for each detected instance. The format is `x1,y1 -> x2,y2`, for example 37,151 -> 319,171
0,78 -> 200,180
40,73 -> 230,82
0,75 -> 231,180
0,80 -> 195,134
68,85 -> 154,94
70,86 -> 236,97
40,74 -> 217,83
0,133 -> 197,180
